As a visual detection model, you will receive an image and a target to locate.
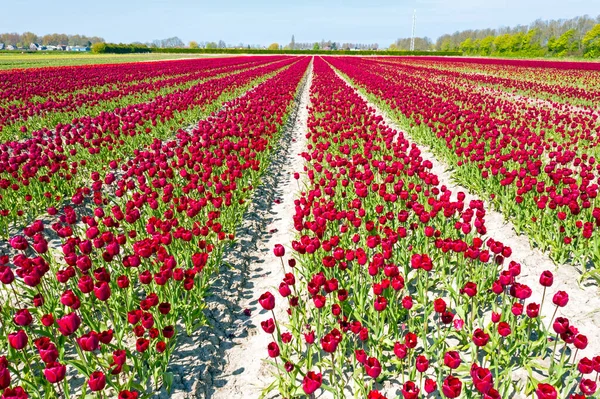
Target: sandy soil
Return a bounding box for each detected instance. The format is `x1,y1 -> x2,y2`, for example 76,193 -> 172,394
158,62 -> 312,399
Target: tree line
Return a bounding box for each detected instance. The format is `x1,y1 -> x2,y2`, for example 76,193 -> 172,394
0,32 -> 104,47
392,14 -> 600,58
91,43 -> 460,56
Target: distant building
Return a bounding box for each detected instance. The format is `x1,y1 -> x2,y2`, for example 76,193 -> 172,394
29,43 -> 42,51
7,45 -> 16,50
0,43 -> 4,50
67,46 -> 90,52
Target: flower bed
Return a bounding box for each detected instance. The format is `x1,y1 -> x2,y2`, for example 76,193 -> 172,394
0,57 -> 310,398
259,57 -> 599,399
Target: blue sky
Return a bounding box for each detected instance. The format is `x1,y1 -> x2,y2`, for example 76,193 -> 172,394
3,0 -> 598,45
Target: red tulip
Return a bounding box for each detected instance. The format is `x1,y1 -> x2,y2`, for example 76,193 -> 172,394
88,371 -> 106,391
442,375 -> 462,398
302,371 -> 322,394
444,351 -> 461,369
273,244 -> 285,257
552,291 -> 569,307
258,292 -> 275,310
365,357 -> 381,378
56,312 -> 81,336
7,330 -> 28,350
535,383 -> 557,399
43,362 -> 66,383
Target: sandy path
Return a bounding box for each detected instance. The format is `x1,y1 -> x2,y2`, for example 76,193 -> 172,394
332,68 -> 600,365
159,61 -> 312,399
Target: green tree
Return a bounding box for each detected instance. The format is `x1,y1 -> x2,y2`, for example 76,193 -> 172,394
312,42 -> 320,50
459,37 -> 473,54
547,36 -> 557,53
493,34 -> 512,54
522,29 -> 541,54
189,41 -> 199,49
268,42 -> 279,50
479,36 -> 494,55
91,42 -> 107,53
206,42 -> 217,49
21,32 -> 38,46
508,32 -> 525,53
440,38 -> 452,51
471,38 -> 481,55
583,24 -> 600,58
552,29 -> 576,55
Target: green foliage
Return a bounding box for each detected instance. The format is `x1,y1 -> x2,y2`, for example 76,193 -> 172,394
493,34 -> 512,53
91,42 -> 107,54
459,38 -> 473,54
583,24 -> 600,58
479,36 -> 494,55
551,29 -> 576,56
312,42 -> 320,50
432,16 -> 600,59
92,43 -> 149,54
440,38 -> 453,51
268,43 -> 279,51
94,44 -> 463,56
189,41 -> 199,49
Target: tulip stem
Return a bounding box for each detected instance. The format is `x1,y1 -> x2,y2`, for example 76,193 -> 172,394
271,310 -> 281,339
549,334 -> 559,372
540,286 -> 546,311
61,378 -> 70,398
21,346 -> 34,378
10,284 -> 20,307
471,296 -> 476,327
548,306 -> 559,332
330,353 -> 337,398
104,301 -> 117,334
273,357 -> 283,389
279,258 -> 286,275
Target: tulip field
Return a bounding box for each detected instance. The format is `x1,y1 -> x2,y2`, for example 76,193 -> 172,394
0,55 -> 599,399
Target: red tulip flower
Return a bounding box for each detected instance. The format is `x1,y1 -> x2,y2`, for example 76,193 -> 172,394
88,371 -> 106,391
401,381 -> 419,399
535,383 -> 557,399
0,358 -> 10,390
258,292 -> 275,310
444,351 -> 461,369
43,362 -> 66,383
56,312 -> 81,336
273,244 -> 285,257
552,291 -> 569,307
442,375 -> 463,398
302,371 -> 322,394
365,357 -> 382,379
7,330 -> 28,350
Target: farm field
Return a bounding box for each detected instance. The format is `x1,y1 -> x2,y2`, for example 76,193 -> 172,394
0,55 -> 599,399
0,52 -> 227,70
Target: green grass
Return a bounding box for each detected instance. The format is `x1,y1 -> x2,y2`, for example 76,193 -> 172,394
0,52 -> 226,70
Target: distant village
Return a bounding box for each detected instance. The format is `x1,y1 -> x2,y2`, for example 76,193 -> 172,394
0,42 -> 90,52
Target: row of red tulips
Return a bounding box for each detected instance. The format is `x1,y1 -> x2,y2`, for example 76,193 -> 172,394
0,57 -> 260,105
260,57 -> 599,399
0,57 -> 286,140
327,56 -> 600,271
378,57 -> 600,108
0,57 -> 310,398
0,57 -> 298,234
